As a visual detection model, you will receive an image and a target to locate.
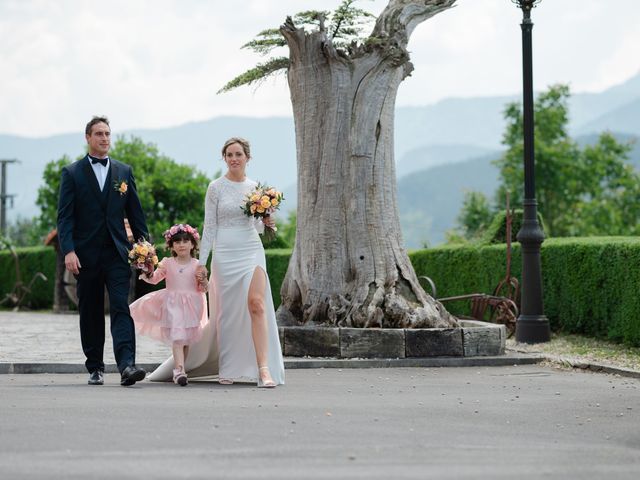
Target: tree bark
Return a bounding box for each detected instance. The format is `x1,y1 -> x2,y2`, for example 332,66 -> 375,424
277,0 -> 458,328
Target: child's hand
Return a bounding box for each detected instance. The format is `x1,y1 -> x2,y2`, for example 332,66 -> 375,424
141,264 -> 154,278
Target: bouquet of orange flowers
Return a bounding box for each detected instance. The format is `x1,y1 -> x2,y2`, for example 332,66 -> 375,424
241,183 -> 284,242
127,239 -> 159,276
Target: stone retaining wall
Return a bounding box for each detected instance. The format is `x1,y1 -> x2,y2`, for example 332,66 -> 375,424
278,320 -> 505,358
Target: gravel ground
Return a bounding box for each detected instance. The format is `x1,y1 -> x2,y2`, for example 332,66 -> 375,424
508,334 -> 640,373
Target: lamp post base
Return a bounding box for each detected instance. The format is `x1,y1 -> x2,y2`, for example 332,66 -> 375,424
515,314 -> 550,343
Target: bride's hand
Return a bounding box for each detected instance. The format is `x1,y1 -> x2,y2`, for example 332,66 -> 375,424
263,215 -> 276,229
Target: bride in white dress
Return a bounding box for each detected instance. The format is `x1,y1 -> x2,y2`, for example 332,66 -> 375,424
148,137 -> 285,386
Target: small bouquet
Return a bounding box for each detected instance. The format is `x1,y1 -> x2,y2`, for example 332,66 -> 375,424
241,182 -> 284,242
127,239 -> 159,277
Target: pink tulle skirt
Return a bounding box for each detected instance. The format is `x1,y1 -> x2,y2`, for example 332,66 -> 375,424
130,289 -> 208,345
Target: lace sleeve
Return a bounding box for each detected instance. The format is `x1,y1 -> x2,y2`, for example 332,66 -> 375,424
198,181 -> 218,266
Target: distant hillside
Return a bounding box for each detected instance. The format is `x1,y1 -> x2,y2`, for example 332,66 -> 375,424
396,132 -> 640,248
575,99 -> 640,136
571,72 -> 640,133
0,117 -> 297,222
2,71 -> 639,244
397,153 -> 501,248
395,70 -> 640,154
395,97 -> 514,152
127,116 -> 296,182
395,144 -> 498,177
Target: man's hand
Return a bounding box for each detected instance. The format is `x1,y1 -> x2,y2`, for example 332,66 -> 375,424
64,251 -> 81,275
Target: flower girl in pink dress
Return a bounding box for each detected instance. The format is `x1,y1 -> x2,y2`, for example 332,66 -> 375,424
130,224 -> 208,386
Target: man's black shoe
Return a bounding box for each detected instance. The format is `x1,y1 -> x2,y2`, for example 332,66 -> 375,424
88,370 -> 104,385
120,366 -> 146,386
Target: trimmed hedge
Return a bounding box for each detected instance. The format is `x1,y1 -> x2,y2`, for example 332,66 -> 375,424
409,237 -> 640,346
265,249 -> 292,307
0,246 -> 293,312
4,238 -> 640,346
0,246 -> 56,310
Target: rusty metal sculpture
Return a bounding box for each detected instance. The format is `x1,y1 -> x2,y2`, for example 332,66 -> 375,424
419,196 -> 520,336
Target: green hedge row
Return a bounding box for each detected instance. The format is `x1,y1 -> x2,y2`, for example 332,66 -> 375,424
265,249 -> 292,307
0,246 -> 56,310
3,238 -> 640,346
0,246 -> 292,311
409,237 -> 640,346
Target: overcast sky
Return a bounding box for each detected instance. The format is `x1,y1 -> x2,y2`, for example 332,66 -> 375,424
1,0 -> 639,137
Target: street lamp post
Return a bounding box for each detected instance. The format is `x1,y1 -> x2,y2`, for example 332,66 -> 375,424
0,159 -> 18,237
511,0 -> 550,343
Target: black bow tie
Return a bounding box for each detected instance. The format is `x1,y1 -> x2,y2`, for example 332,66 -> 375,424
89,155 -> 108,167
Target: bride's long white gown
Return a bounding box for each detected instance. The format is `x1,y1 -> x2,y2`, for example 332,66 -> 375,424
148,176 -> 285,384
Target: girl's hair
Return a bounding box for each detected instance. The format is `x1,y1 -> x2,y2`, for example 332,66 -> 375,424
163,224 -> 200,258
222,137 -> 251,159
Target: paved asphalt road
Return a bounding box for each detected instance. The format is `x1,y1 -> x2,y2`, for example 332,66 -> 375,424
1,365 -> 639,479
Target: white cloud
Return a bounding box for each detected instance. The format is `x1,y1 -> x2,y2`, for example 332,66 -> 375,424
1,0 -> 639,136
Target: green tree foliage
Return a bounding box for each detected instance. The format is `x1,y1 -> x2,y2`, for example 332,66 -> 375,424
570,134 -> 640,236
218,0 -> 375,93
37,156 -> 72,236
109,136 -> 211,243
453,84 -> 638,242
495,84 -> 638,237
279,210 -> 297,247
455,191 -> 492,240
5,216 -> 47,247
35,136 -> 211,247
261,210 -> 297,249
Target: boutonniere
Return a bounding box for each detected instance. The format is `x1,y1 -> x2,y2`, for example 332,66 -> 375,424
114,179 -> 128,196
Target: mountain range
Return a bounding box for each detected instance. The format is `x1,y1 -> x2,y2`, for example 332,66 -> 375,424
2,71 -> 639,248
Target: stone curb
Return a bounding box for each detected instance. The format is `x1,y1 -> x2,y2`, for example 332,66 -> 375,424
6,354 -> 639,378
0,353 -> 544,374
3,355 -> 638,378
539,353 -> 640,380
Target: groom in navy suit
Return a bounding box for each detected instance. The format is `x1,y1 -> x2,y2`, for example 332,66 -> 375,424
57,116 -> 149,386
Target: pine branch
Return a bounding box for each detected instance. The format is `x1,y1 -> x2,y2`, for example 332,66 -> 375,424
242,28 -> 286,56
293,10 -> 330,29
217,57 -> 290,94
219,1 -> 376,93
330,0 -> 375,42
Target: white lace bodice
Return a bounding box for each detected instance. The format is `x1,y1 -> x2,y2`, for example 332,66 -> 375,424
198,176 -> 264,265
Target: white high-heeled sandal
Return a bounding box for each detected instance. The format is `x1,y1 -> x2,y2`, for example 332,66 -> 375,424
257,366 -> 276,388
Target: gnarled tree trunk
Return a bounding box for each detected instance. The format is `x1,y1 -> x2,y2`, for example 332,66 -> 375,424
277,0 -> 458,328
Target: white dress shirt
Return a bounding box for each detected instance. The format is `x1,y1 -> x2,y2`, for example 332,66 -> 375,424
89,156 -> 110,191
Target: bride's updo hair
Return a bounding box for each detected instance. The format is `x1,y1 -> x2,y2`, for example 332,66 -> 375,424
222,137 -> 251,159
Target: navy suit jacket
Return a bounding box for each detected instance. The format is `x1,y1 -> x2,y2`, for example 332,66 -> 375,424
57,155 -> 148,267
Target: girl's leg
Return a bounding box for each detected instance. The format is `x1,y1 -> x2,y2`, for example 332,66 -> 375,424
172,342 -> 188,386
172,342 -> 185,371
247,267 -> 274,386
